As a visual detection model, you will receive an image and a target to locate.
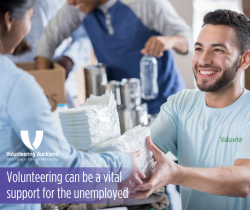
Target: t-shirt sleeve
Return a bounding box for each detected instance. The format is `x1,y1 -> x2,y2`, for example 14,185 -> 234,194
150,94 -> 178,157
35,2 -> 85,60
235,128 -> 250,160
124,0 -> 193,54
6,72 -> 133,177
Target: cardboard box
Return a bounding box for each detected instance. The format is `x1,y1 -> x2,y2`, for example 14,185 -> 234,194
15,62 -> 66,111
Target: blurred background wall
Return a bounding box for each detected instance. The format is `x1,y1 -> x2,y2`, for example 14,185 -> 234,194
169,0 -> 195,89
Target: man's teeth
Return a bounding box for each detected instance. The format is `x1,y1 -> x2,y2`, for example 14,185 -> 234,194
200,71 -> 216,75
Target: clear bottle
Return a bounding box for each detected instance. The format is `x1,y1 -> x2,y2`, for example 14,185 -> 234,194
140,55 -> 158,100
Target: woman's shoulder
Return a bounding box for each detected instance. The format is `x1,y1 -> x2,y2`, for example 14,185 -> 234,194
0,55 -> 42,101
0,55 -> 51,113
0,55 -> 33,81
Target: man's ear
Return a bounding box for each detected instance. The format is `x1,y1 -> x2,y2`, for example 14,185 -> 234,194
3,12 -> 14,32
239,50 -> 250,71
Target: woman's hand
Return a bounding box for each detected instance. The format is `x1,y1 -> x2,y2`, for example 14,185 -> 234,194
118,151 -> 147,193
129,137 -> 181,199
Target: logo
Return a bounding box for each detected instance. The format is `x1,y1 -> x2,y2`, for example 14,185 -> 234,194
21,131 -> 43,150
220,137 -> 243,143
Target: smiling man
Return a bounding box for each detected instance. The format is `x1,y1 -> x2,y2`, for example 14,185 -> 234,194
129,10 -> 250,210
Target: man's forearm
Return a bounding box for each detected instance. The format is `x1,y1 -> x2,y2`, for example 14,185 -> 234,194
175,164 -> 250,198
35,57 -> 53,70
167,35 -> 188,55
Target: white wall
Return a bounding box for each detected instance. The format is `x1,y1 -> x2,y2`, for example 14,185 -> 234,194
168,0 -> 195,89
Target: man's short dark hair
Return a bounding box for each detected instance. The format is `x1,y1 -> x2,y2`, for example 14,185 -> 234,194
203,9 -> 250,55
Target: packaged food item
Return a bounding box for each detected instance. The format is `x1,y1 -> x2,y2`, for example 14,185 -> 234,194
59,92 -> 120,151
88,125 -> 155,178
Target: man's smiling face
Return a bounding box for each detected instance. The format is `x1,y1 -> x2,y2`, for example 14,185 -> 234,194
192,24 -> 241,92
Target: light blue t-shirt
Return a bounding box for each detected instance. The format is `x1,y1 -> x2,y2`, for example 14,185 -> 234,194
0,55 -> 132,210
150,89 -> 250,210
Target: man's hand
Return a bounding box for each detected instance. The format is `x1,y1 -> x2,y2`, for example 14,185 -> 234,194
35,56 -> 73,78
35,56 -> 53,70
118,151 -> 147,193
57,56 -> 74,79
141,36 -> 174,58
129,137 -> 180,199
141,35 -> 188,58
129,139 -> 250,199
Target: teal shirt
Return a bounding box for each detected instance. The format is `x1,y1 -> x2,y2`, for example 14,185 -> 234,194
150,89 -> 250,210
0,55 -> 132,210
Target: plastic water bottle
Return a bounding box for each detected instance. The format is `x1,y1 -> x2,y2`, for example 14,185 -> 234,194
140,55 -> 158,100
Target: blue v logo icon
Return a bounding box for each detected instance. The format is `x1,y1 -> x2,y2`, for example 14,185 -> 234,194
21,131 -> 43,150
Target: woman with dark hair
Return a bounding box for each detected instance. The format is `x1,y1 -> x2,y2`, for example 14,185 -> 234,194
0,1 -> 143,209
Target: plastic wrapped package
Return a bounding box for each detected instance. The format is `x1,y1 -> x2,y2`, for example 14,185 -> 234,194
87,136 -> 130,153
88,125 -> 156,178
59,92 -> 121,151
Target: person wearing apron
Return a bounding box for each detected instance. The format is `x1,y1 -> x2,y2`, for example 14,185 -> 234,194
35,0 -> 193,114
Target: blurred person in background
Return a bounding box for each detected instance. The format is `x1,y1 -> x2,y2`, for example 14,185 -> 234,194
7,0 -> 92,108
35,0 -> 193,115
0,1 -> 144,209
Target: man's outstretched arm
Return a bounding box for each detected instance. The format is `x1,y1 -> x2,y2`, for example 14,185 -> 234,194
176,159 -> 250,198
130,137 -> 250,199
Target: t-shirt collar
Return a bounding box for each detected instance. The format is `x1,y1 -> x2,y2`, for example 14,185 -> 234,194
204,88 -> 247,114
98,0 -> 117,13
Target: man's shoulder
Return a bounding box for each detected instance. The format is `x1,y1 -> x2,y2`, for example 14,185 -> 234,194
241,89 -> 250,107
169,89 -> 203,103
120,0 -> 170,9
121,0 -> 168,5
162,89 -> 203,114
243,89 -> 250,97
